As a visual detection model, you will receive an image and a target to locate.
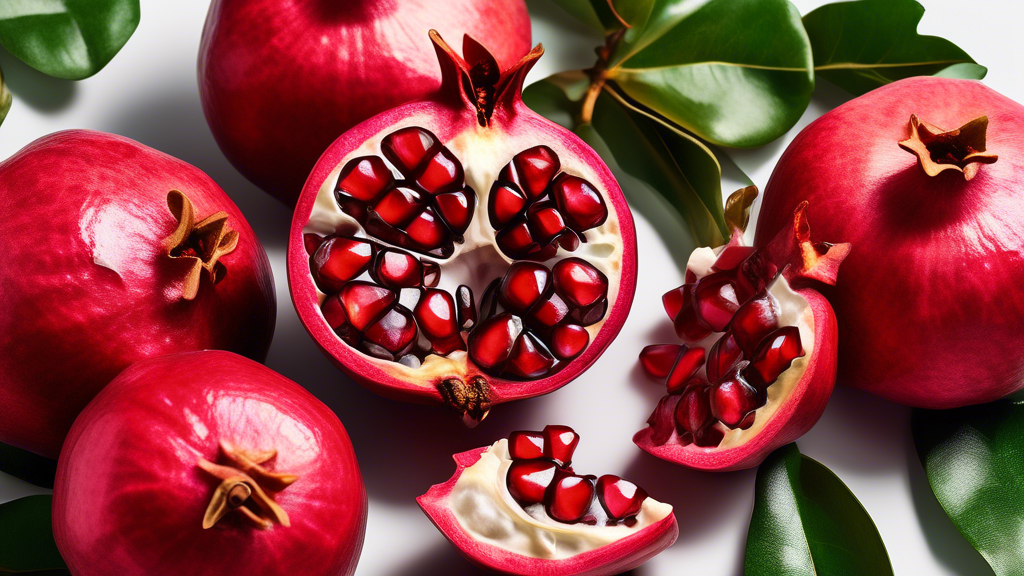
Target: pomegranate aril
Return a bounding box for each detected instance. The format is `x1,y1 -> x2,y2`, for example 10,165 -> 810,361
488,182 -> 528,228
478,278 -> 501,320
710,365 -> 766,430
434,189 -> 474,236
370,248 -> 422,289
639,344 -> 682,379
707,332 -> 743,383
505,333 -> 555,379
543,425 -> 579,467
499,262 -> 552,314
415,148 -> 463,194
456,285 -> 477,330
746,326 -> 803,387
693,273 -> 744,332
550,323 -> 589,360
311,236 -> 376,293
338,281 -> 396,332
596,475 -> 647,521
374,186 -> 425,227
467,312 -> 523,370
731,292 -> 781,355
321,294 -> 349,335
739,252 -> 779,295
547,473 -> 596,523
337,156 -> 393,202
381,127 -> 438,175
662,284 -> 690,320
422,261 -> 440,287
556,230 -> 580,252
508,431 -> 545,460
675,385 -> 713,436
553,258 -> 608,309
713,245 -> 756,272
414,289 -> 460,340
692,425 -> 725,448
665,284 -> 712,342
551,174 -> 607,232
502,145 -> 560,200
666,347 -> 706,394
647,394 -> 680,446
303,233 -> 325,256
569,297 -> 607,327
528,292 -> 569,332
495,218 -> 536,258
507,460 -> 558,505
527,202 -> 567,244
361,305 -> 417,360
405,208 -> 448,250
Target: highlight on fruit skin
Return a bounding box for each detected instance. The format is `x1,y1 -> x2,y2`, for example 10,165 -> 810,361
755,76 -> 1024,410
288,31 -> 637,427
52,351 -> 367,576
634,188 -> 848,471
418,425 -> 678,576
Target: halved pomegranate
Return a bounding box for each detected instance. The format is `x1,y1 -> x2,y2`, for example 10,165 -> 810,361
418,426 -> 677,575
633,189 -> 849,471
289,32 -> 636,424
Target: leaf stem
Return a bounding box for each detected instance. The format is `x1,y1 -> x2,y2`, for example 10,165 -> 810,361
580,28 -> 626,125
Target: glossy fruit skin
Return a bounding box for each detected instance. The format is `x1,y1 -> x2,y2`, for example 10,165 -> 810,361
756,77 -> 1024,409
287,34 -> 636,412
198,0 -> 531,205
0,130 -> 276,458
53,351 -> 366,576
418,447 -> 678,576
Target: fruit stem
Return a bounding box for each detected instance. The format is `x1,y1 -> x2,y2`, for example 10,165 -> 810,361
196,442 -> 297,530
579,29 -> 626,125
898,114 -> 998,181
163,190 -> 239,300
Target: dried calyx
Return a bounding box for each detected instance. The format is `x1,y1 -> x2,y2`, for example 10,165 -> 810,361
197,441 -> 297,530
898,115 -> 998,180
164,190 -> 239,300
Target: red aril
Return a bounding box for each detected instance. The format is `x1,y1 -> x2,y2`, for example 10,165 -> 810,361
418,426 -> 677,575
0,131 -> 275,459
52,351 -> 365,576
756,77 -> 1024,408
543,424 -> 580,467
634,187 -> 848,471
289,33 -> 636,425
198,0 -> 531,205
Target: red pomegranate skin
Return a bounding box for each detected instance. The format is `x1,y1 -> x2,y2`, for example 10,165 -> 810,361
198,0 -> 532,205
755,77 -> 1024,409
53,351 -> 367,576
0,130 -> 276,458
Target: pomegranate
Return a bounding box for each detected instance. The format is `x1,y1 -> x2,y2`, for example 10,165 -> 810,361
756,77 -> 1024,409
198,0 -> 531,205
0,130 -> 276,459
288,32 -> 636,425
418,425 -> 677,575
634,188 -> 848,471
52,351 -> 366,576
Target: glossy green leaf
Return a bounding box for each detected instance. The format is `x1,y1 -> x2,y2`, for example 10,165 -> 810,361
0,64 -> 10,127
0,443 -> 56,489
0,496 -> 66,573
0,0 -> 140,80
544,0 -> 623,32
745,444 -> 893,576
606,0 -> 814,148
913,401 -> 1024,576
804,0 -> 985,96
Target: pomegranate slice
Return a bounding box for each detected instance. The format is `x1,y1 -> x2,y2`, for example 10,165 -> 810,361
418,427 -> 677,575
634,190 -> 848,471
289,33 -> 635,426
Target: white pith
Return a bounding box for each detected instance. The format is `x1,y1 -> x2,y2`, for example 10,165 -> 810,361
446,439 -> 672,560
304,114 -> 624,385
680,246 -> 814,449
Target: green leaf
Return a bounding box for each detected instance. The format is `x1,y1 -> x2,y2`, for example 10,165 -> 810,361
745,444 -> 893,576
804,0 -> 985,96
606,0 -> 814,148
0,443 -> 57,489
913,401 -> 1024,576
544,0 -> 623,32
934,62 -> 988,81
0,0 -> 140,80
0,496 -> 67,573
0,63 -> 10,126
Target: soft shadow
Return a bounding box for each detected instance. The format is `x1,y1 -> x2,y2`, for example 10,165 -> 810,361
0,48 -> 77,113
905,433 -> 995,576
801,385 -> 908,473
103,87 -> 290,251
387,542 -> 490,576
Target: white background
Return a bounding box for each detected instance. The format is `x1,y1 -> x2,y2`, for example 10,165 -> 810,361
1,1 -> 1021,575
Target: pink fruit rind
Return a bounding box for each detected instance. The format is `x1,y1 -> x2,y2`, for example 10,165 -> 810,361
417,448 -> 678,576
53,351 -> 367,576
287,35 -> 636,408
633,287 -> 838,471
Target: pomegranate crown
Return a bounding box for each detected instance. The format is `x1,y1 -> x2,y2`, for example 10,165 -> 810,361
429,30 -> 543,127
898,114 -> 998,181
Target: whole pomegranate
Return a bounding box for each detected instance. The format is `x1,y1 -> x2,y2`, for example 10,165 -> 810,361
198,0 -> 532,205
53,351 -> 367,576
288,32 -> 637,425
0,130 -> 276,458
756,77 -> 1024,409
419,425 -> 677,575
634,188 -> 848,471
